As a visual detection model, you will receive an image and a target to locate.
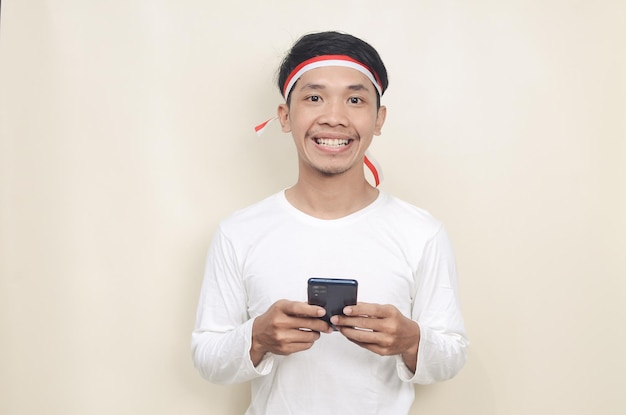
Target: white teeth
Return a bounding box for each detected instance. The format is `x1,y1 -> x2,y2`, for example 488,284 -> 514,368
316,138 -> 349,147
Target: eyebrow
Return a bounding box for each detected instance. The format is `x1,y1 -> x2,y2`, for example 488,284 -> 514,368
299,83 -> 325,91
347,84 -> 371,92
298,83 -> 372,93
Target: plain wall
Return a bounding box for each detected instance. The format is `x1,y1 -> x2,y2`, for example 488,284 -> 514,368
1,1 -> 625,414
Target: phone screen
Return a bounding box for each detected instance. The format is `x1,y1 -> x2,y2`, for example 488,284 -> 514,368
307,278 -> 358,329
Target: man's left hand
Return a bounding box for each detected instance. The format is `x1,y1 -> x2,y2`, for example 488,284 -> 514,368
330,302 -> 420,373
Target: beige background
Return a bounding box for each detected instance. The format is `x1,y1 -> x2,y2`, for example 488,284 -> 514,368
1,1 -> 625,414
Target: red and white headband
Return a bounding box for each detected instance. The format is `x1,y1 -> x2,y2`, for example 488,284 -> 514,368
282,54 -> 383,99
255,54 -> 384,186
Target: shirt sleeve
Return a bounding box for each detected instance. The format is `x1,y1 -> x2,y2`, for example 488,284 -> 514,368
191,226 -> 274,384
396,225 -> 469,384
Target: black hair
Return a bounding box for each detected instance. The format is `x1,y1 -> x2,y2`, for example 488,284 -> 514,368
277,31 -> 389,106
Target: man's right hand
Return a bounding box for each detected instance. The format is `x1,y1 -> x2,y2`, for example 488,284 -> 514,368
250,300 -> 332,366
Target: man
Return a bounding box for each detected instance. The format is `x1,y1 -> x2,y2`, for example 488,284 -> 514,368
192,31 -> 468,414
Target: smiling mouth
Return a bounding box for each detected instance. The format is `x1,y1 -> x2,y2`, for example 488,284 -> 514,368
315,138 -> 351,148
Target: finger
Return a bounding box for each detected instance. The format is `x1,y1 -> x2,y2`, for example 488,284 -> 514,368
338,327 -> 400,356
331,314 -> 383,332
340,327 -> 408,356
281,300 -> 326,318
294,317 -> 333,333
343,302 -> 392,318
338,325 -> 382,345
271,330 -> 322,355
345,339 -> 396,357
267,324 -> 322,345
292,328 -> 322,343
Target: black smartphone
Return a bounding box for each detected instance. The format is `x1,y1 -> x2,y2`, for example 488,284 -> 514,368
307,278 -> 358,329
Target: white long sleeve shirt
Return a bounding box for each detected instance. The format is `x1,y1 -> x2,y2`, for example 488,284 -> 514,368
192,191 -> 468,414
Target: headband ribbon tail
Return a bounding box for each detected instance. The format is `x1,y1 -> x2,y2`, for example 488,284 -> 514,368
364,150 -> 383,187
254,117 -> 278,136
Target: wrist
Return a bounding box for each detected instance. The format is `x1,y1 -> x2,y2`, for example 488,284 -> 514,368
250,318 -> 268,366
250,344 -> 267,367
401,322 -> 420,373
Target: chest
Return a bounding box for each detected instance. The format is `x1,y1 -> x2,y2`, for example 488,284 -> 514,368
241,224 -> 420,318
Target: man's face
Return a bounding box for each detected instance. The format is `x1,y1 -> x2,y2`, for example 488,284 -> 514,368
278,66 -> 386,180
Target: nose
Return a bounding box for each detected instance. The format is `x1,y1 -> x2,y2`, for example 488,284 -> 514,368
318,99 -> 349,127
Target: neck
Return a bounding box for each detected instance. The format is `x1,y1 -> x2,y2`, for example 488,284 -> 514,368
285,174 -> 379,220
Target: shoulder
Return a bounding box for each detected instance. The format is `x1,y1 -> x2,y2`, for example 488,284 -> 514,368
376,192 -> 443,237
216,191 -> 287,238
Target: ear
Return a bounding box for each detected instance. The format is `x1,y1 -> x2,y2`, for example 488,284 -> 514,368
374,105 -> 387,136
278,104 -> 291,133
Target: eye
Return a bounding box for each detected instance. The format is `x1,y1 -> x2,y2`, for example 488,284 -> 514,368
307,95 -> 321,102
349,96 -> 363,104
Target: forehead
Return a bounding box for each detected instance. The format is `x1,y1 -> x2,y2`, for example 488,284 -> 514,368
296,66 -> 376,91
